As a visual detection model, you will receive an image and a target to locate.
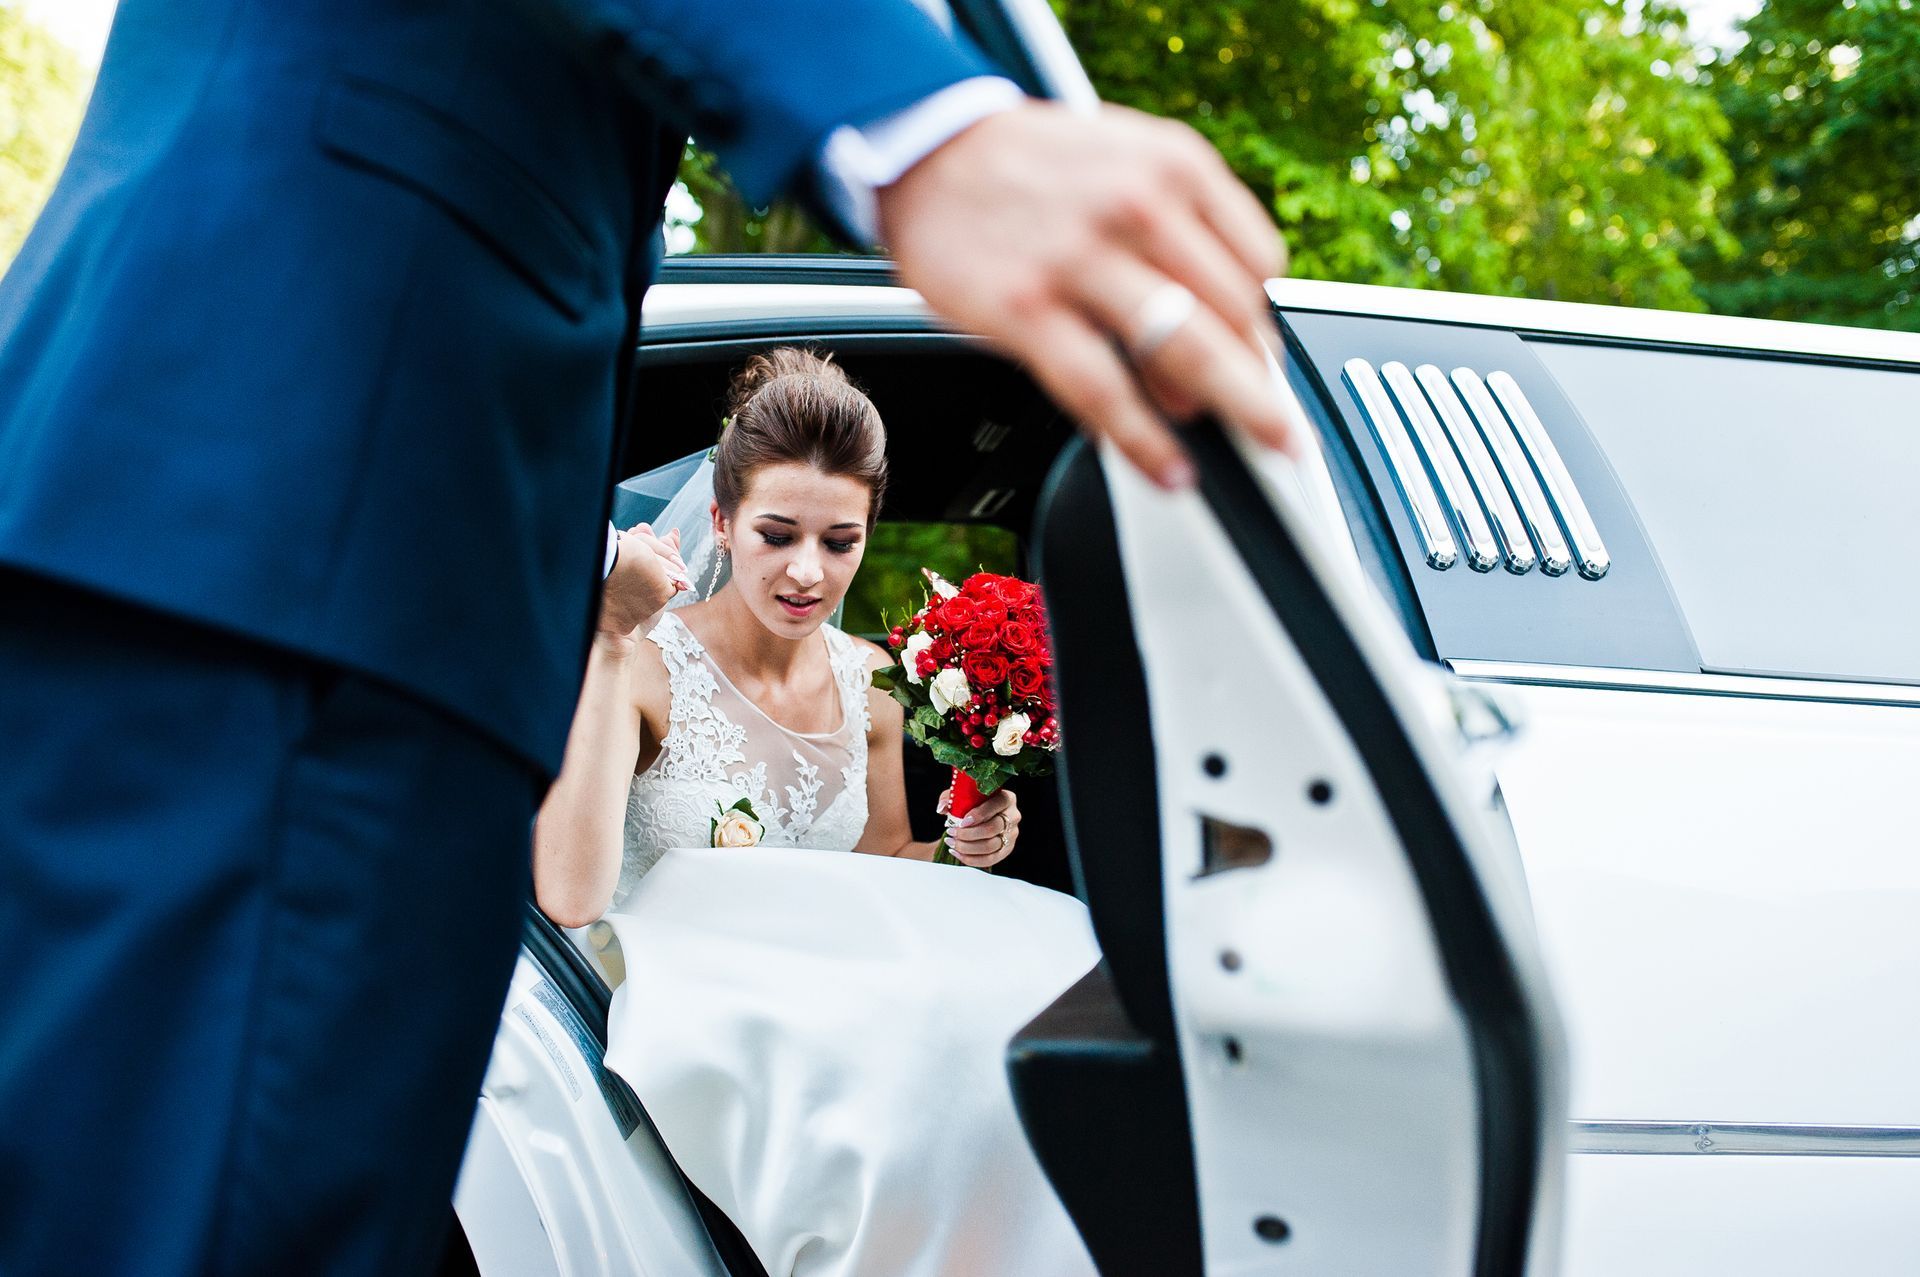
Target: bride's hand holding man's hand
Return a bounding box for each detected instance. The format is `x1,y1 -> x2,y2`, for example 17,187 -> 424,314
941,787 -> 1021,869
597,524 -> 692,646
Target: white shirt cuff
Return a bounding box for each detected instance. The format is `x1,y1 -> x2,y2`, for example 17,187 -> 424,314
816,76 -> 1026,247
603,522 -> 619,579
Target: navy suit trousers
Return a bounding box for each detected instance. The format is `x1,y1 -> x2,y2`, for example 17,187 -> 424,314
0,573 -> 539,1275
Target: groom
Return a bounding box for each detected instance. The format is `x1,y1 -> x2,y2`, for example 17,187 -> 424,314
0,0 -> 1292,1272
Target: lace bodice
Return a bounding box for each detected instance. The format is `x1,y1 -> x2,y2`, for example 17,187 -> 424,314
614,612 -> 874,907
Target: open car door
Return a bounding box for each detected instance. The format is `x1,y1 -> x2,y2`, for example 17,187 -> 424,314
937,4 -> 1570,1270
1015,425 -> 1569,1274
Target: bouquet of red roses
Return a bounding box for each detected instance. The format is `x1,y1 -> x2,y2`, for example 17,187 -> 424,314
870,569 -> 1061,863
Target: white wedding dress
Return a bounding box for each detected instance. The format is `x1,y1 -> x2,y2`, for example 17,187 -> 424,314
600,612 -> 1101,1277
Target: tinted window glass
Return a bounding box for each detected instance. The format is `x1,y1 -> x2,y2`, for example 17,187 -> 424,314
1531,341 -> 1920,683
841,522 -> 1019,638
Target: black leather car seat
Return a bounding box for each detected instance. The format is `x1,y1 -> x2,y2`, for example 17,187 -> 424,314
1011,439 -> 1205,1274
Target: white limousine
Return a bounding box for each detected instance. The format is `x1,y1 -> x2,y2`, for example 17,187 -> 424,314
439,5 -> 1920,1274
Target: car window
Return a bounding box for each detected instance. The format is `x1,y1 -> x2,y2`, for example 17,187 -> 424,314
1531,341 -> 1920,684
840,521 -> 1019,639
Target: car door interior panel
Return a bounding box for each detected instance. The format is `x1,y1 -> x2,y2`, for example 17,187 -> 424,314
1029,423 -> 1568,1274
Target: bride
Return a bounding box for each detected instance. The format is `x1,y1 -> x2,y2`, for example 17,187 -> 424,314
533,347 -> 1100,1277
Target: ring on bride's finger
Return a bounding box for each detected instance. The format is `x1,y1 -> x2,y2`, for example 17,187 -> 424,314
996,830 -> 1008,854
1127,282 -> 1198,362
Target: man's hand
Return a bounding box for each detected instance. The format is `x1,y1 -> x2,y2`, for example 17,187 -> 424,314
597,524 -> 689,642
877,102 -> 1299,489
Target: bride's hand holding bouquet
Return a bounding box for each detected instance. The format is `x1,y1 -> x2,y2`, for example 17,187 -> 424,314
870,569 -> 1061,868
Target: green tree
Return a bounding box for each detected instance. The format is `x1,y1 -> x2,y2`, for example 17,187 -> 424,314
674,143 -> 837,255
1061,0 -> 1733,307
1691,0 -> 1920,330
677,1 -> 1734,312
0,4 -> 89,268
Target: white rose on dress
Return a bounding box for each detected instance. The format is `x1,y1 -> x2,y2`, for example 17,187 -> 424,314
929,667 -> 972,716
902,632 -> 933,684
711,801 -> 764,848
992,712 -> 1031,757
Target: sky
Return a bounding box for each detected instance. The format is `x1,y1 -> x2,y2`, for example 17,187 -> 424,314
19,0 -> 115,65
25,0 -> 1768,69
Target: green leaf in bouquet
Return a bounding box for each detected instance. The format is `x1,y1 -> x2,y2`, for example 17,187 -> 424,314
972,767 -> 1009,798
913,704 -> 946,731
926,737 -> 974,771
870,666 -> 900,693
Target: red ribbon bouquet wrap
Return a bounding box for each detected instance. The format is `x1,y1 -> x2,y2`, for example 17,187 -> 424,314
870,570 -> 1061,865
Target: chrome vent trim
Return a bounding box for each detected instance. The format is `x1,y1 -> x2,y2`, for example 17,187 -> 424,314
1412,365 -> 1537,574
1485,371 -> 1611,580
1379,361 -> 1499,572
967,487 -> 1016,519
972,420 -> 1013,453
1450,368 -> 1574,576
1342,358 -> 1458,569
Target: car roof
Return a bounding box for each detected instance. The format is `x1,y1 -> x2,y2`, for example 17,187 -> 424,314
640,255 -> 1920,367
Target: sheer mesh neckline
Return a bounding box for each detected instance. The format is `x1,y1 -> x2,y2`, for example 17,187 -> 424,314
670,613 -> 849,741
612,611 -> 874,902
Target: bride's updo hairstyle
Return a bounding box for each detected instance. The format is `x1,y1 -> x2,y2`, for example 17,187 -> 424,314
714,347 -> 888,529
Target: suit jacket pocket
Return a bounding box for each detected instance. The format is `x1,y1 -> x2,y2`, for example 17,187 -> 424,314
315,76 -> 601,321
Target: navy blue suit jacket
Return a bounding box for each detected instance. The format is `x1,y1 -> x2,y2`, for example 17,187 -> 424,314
0,0 -> 988,773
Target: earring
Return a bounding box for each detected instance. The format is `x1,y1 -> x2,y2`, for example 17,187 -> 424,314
706,541 -> 728,598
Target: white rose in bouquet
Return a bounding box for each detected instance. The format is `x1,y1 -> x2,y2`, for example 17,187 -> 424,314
991,712 -> 1031,757
929,667 -> 971,716
902,632 -> 933,685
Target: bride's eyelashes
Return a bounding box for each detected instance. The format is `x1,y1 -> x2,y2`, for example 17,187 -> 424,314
756,531 -> 862,555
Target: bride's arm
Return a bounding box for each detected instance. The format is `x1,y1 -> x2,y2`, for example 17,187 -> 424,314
536,526 -> 685,924
855,643 -> 943,861
533,633 -> 659,925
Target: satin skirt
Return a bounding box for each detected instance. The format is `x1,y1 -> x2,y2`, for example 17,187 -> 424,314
603,845 -> 1102,1277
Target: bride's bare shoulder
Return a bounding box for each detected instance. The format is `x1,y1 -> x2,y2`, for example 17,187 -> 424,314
628,621 -> 674,720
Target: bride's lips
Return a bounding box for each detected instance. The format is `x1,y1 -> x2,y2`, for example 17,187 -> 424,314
776,594 -> 822,618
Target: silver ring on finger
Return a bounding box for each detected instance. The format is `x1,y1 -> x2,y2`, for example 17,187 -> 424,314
1128,282 -> 1198,363
996,830 -> 1008,854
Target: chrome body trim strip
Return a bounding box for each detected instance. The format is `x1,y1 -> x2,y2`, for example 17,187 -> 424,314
1380,361 -> 1500,571
1570,1120 -> 1920,1158
1413,363 -> 1537,574
1342,358 -> 1458,569
1450,369 -> 1572,575
1486,371 -> 1611,580
1447,660 -> 1920,709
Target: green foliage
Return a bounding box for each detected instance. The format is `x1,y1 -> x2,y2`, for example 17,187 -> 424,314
672,143 -> 840,254
1691,0 -> 1920,330
661,0 -> 1912,333
0,5 -> 89,268
1059,0 -> 1733,307
839,521 -> 1018,638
